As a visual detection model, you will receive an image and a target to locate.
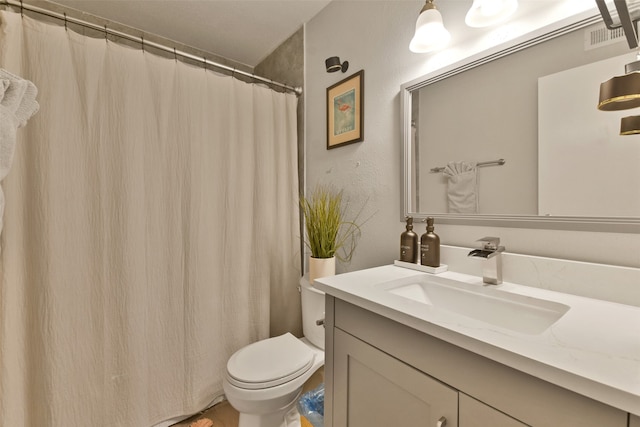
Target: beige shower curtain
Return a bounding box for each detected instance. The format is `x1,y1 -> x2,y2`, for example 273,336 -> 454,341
0,10 -> 300,427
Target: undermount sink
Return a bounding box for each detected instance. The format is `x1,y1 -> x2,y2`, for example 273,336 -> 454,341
377,275 -> 570,335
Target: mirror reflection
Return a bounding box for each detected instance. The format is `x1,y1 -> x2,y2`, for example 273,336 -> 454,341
405,16 -> 640,221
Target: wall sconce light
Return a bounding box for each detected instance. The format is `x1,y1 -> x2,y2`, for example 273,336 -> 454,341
465,0 -> 518,28
409,0 -> 450,53
325,56 -> 349,73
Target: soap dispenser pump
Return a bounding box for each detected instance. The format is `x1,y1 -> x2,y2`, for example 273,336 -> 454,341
400,216 -> 418,263
420,217 -> 440,267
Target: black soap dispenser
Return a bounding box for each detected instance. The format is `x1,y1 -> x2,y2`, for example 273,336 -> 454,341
400,216 -> 418,263
420,217 -> 440,267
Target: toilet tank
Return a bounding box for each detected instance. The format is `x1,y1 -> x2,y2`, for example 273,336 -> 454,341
300,275 -> 325,350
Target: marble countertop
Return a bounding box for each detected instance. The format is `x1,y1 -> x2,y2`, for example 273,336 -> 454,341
313,264 -> 640,416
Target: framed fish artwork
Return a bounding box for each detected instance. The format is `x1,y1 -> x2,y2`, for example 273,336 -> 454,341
326,70 -> 364,149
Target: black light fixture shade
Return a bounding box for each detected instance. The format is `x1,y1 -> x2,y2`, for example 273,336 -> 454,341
598,59 -> 640,110
620,115 -> 640,134
598,72 -> 640,110
325,56 -> 349,73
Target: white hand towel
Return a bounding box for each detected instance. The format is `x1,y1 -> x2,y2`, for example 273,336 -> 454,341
443,161 -> 478,213
0,68 -> 39,127
0,69 -> 39,239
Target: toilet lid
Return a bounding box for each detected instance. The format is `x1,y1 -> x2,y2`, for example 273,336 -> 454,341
226,333 -> 315,390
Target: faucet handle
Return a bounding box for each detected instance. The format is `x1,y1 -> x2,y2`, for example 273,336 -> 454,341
476,236 -> 502,250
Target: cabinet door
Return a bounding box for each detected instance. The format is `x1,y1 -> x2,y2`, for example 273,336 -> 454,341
332,329 -> 458,427
459,393 -> 527,427
630,414 -> 640,427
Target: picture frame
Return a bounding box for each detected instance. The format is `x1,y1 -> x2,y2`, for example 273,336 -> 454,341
326,70 -> 364,149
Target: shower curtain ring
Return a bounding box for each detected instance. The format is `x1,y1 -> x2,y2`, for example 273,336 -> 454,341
19,0 -> 23,17
63,13 -> 68,31
174,47 -> 177,62
141,36 -> 145,53
104,25 -> 108,42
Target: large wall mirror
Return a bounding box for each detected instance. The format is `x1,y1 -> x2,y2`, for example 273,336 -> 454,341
401,13 -> 640,233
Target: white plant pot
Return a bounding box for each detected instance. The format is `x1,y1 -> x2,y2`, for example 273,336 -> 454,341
309,256 -> 336,284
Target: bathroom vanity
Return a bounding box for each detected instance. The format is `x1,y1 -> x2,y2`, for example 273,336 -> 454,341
314,265 -> 640,427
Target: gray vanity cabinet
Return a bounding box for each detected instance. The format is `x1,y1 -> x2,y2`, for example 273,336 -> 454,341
333,328 -> 459,427
324,296 -> 628,427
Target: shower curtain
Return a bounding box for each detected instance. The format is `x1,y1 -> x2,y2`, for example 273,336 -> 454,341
0,10 -> 300,427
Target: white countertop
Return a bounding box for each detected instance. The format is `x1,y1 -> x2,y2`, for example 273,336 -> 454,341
314,265 -> 640,416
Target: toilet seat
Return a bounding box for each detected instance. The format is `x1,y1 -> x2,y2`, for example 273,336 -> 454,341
226,333 -> 315,390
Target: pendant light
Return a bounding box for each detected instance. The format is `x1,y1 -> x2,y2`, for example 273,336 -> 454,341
597,58 -> 640,111
598,56 -> 640,135
620,115 -> 640,135
465,0 -> 519,28
409,0 -> 451,53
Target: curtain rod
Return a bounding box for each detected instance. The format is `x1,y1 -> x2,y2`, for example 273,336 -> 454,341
1,0 -> 302,96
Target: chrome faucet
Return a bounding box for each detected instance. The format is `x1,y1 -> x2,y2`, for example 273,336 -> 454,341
468,237 -> 505,285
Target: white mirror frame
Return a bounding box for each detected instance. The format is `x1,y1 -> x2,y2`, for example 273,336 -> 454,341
401,12 -> 640,233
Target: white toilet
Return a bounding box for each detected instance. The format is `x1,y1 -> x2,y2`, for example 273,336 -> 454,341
223,276 -> 325,427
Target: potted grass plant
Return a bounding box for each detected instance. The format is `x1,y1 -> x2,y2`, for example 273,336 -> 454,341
300,184 -> 368,283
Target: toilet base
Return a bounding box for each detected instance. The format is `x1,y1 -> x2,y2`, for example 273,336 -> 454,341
237,397 -> 301,427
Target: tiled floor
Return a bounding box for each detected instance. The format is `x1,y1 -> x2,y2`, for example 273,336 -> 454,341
173,367 -> 324,427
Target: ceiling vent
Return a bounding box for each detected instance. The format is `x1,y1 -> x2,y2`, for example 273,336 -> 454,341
585,23 -> 630,50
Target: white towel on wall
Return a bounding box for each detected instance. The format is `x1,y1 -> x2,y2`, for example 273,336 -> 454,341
443,161 -> 478,213
0,68 -> 39,237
